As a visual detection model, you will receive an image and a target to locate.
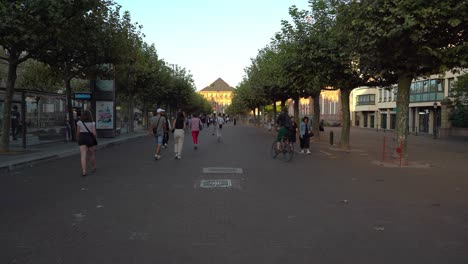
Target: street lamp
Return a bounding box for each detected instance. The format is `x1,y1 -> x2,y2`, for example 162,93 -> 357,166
433,101 -> 438,139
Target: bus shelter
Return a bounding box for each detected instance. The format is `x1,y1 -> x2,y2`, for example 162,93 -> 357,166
0,88 -> 71,148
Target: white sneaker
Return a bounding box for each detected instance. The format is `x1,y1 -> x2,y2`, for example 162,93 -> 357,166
306,149 -> 311,154
175,153 -> 178,159
155,155 -> 161,160
177,155 -> 181,160
299,150 -> 304,154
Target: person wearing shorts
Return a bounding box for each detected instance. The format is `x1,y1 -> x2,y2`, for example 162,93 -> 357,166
276,107 -> 291,150
149,108 -> 166,160
276,126 -> 289,142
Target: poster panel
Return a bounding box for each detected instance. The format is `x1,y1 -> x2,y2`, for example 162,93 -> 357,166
96,101 -> 114,129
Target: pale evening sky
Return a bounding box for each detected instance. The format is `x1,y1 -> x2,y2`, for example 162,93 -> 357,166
116,0 -> 310,90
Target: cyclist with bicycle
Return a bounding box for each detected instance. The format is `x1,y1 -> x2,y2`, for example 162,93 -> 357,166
276,107 -> 291,150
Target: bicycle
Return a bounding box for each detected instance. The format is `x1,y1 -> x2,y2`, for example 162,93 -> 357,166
270,137 -> 294,161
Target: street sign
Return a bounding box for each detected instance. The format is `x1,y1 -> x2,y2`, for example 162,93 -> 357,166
73,92 -> 92,100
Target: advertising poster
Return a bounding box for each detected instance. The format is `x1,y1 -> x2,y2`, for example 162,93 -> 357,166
96,101 -> 114,129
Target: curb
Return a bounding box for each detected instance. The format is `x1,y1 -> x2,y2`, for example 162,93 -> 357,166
0,133 -> 145,173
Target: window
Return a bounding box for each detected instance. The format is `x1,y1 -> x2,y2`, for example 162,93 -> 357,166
437,79 -> 443,92
430,79 -> 437,93
416,81 -> 421,93
448,78 -> 454,93
410,79 -> 444,102
357,94 -> 376,105
321,96 -> 325,114
379,89 -> 382,102
423,81 -> 429,93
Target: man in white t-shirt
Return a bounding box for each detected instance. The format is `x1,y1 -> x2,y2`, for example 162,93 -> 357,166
216,113 -> 225,142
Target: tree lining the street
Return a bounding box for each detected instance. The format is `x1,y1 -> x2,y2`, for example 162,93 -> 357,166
232,0 -> 467,157
449,73 -> 468,127
344,0 -> 468,162
0,1 -> 209,151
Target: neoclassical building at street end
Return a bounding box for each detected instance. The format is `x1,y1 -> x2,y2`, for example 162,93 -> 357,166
198,78 -> 235,114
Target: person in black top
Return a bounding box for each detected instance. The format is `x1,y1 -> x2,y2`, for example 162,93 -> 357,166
11,105 -> 21,140
172,111 -> 186,159
289,116 -> 298,146
299,116 -> 312,154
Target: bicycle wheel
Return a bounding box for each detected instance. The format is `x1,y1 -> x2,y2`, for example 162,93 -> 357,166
282,143 -> 294,162
270,140 -> 279,159
275,141 -> 289,162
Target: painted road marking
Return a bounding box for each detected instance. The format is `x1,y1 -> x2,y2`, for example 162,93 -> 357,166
200,179 -> 232,188
320,150 -> 332,156
203,167 -> 243,174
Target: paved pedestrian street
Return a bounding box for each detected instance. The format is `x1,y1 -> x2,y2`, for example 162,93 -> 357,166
1,125 -> 468,264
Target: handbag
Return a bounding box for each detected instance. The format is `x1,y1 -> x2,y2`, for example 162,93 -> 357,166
82,121 -> 98,146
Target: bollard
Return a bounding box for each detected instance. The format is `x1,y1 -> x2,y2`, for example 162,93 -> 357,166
330,131 -> 334,146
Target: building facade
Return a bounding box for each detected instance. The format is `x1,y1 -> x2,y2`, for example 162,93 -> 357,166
293,90 -> 342,125
350,70 -> 467,135
198,78 -> 235,114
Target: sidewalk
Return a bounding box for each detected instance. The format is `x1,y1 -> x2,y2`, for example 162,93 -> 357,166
0,131 -> 146,172
315,126 -> 468,171
259,122 -> 468,171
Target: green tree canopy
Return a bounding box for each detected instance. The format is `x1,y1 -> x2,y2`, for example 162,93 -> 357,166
345,0 -> 468,161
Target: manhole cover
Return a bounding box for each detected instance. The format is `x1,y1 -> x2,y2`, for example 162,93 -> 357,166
203,167 -> 243,174
200,179 -> 232,188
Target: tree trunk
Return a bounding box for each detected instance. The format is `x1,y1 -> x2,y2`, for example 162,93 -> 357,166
65,77 -> 76,141
396,75 -> 412,164
312,93 -> 321,140
128,95 -> 134,133
0,61 -> 18,152
339,88 -> 352,150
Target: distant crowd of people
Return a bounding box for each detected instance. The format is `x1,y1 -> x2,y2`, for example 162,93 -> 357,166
148,109 -> 233,160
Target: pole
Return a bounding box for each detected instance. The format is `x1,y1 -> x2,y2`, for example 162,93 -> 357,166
433,109 -> 436,139
21,92 -> 27,149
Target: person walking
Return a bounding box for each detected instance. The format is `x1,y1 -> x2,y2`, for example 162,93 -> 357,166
289,116 -> 298,148
76,110 -> 97,176
10,105 -> 20,141
215,113 -> 225,142
173,110 -> 185,159
190,113 -> 203,149
148,108 -> 166,160
299,116 -> 311,154
162,111 -> 171,148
